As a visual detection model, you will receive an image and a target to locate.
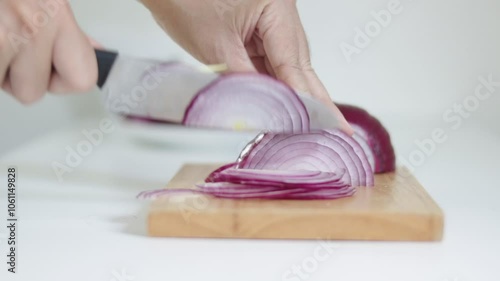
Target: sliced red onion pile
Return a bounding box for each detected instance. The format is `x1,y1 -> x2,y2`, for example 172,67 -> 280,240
237,130 -> 374,187
183,73 -> 310,133
138,168 -> 355,200
337,104 -> 396,173
138,129 -> 373,201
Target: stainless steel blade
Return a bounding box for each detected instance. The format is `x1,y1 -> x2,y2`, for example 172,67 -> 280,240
297,93 -> 341,130
101,54 -> 217,123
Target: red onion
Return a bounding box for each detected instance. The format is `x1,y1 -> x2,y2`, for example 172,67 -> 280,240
137,130 -> 371,200
137,188 -> 202,200
337,104 -> 396,173
138,169 -> 355,200
183,73 -> 310,133
208,169 -> 348,188
205,162 -> 237,182
238,130 -> 374,187
197,181 -> 355,199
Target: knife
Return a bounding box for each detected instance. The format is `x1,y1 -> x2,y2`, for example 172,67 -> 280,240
95,49 -> 341,131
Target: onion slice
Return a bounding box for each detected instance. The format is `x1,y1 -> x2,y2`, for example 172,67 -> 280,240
208,168 -> 348,188
238,130 -> 374,187
137,168 -> 356,201
182,73 -> 310,133
337,104 -> 396,173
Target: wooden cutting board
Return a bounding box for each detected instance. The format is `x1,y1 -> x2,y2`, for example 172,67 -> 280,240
147,164 -> 444,241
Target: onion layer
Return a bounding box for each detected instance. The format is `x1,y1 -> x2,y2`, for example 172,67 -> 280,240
137,130 -> 370,201
337,104 -> 396,173
238,130 -> 374,187
138,168 -> 355,200
183,73 -> 310,133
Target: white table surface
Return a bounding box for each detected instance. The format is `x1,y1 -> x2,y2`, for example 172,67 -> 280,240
0,116 -> 499,281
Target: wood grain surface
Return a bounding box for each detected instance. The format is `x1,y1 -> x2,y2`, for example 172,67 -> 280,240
148,164 -> 444,241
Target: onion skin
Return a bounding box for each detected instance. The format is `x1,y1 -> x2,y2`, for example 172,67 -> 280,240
337,104 -> 396,173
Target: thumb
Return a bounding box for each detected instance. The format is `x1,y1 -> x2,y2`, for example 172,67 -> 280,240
87,36 -> 104,49
222,41 -> 257,73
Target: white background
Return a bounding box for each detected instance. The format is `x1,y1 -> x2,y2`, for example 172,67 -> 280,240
0,0 -> 499,281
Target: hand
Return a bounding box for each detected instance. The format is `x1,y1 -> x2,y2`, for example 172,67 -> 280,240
0,0 -> 97,104
141,0 -> 352,133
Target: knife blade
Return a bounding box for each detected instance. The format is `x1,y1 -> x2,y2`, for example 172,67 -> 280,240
95,49 -> 341,131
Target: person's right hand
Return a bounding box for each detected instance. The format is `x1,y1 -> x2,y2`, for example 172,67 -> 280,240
0,0 -> 97,104
141,0 -> 353,134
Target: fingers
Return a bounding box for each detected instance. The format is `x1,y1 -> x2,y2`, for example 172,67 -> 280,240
304,70 -> 353,134
0,1 -> 24,98
258,0 -> 352,134
0,0 -> 54,104
6,25 -> 55,104
0,0 -> 97,104
222,41 -> 257,73
0,45 -> 13,95
256,0 -> 309,93
49,10 -> 97,93
87,36 -> 103,49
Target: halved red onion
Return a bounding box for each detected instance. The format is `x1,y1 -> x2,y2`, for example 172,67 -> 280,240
337,104 -> 396,173
238,130 -> 374,187
182,73 -> 310,133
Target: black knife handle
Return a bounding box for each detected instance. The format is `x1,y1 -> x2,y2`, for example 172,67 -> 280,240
95,49 -> 118,88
